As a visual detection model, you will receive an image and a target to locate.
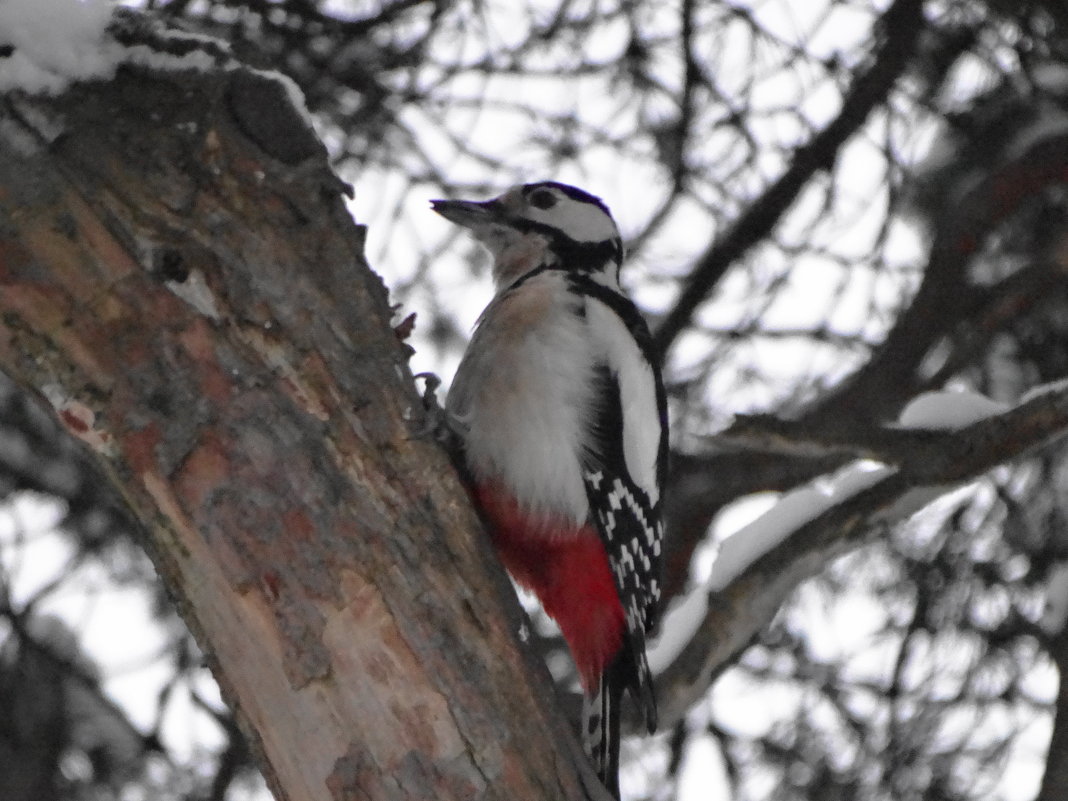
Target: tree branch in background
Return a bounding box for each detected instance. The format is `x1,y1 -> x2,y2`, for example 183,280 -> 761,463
653,0 -> 927,357
1039,622 -> 1068,801
657,381 -> 1068,728
660,126 -> 1068,607
812,131 -> 1068,425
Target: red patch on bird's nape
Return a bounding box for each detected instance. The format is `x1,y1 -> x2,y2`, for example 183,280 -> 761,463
473,482 -> 626,692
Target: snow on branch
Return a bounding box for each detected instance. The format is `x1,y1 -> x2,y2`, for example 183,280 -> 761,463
652,379 -> 1068,729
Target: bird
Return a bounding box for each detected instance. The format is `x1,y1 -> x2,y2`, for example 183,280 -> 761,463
431,181 -> 668,798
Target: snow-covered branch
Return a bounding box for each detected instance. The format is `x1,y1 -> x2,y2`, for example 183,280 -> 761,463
654,381 -> 1068,729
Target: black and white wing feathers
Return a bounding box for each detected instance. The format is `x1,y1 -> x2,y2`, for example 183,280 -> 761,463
572,275 -> 668,731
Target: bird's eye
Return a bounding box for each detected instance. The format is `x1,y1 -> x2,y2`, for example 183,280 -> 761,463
528,189 -> 557,209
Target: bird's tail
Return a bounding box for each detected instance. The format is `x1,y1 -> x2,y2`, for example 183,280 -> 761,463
582,665 -> 625,799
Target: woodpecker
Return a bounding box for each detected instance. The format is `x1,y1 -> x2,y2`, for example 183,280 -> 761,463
431,181 -> 668,798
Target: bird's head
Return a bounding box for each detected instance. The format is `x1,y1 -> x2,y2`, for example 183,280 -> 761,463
431,181 -> 623,289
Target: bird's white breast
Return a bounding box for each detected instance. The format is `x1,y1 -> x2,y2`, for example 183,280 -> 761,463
447,271 -> 595,528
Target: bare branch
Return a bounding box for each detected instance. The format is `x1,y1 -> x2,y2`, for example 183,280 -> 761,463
653,0 -> 927,357
657,382 -> 1068,728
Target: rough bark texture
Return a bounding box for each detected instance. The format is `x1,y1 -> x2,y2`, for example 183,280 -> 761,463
0,36 -> 591,801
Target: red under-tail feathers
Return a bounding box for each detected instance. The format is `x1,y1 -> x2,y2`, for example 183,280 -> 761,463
473,481 -> 626,692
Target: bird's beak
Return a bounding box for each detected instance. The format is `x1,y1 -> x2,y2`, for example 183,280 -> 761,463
430,198 -> 501,229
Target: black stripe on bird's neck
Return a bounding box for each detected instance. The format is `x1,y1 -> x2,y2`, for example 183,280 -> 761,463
503,235 -> 622,294
551,237 -> 623,275
505,217 -> 623,273
504,263 -> 561,294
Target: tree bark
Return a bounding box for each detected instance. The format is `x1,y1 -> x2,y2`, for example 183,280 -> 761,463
0,24 -> 593,801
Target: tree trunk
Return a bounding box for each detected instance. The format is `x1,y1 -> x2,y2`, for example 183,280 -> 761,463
0,23 -> 592,801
